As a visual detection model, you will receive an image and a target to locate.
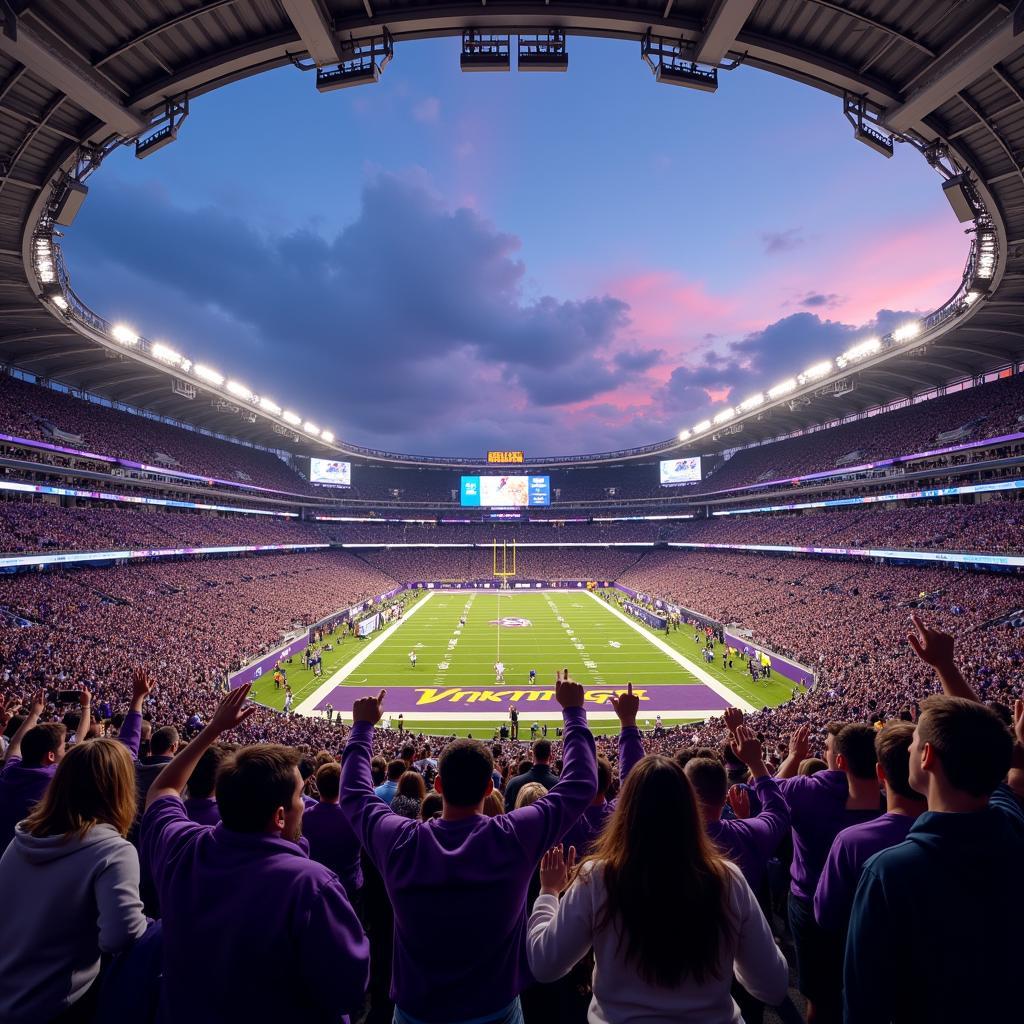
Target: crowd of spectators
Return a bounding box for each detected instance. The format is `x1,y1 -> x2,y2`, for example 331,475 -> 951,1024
316,520 -> 664,545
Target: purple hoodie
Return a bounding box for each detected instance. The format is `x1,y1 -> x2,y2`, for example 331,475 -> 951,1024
340,707 -> 597,1021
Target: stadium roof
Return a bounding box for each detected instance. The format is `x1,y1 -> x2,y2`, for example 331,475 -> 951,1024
0,1 -> 1022,467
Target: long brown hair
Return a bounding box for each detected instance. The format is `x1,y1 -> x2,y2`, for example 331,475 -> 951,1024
24,739 -> 137,840
580,755 -> 734,987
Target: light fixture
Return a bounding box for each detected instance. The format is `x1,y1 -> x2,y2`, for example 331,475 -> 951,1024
836,338 -> 880,368
713,408 -> 735,424
321,430 -> 335,443
303,421 -> 320,436
226,380 -> 253,401
892,323 -> 921,343
283,411 -> 302,426
768,378 -> 797,399
111,324 -> 139,347
193,364 -> 225,386
693,419 -> 711,434
739,392 -> 765,412
151,342 -> 184,366
52,295 -> 68,311
798,360 -> 832,385
259,397 -> 282,415
677,429 -> 691,442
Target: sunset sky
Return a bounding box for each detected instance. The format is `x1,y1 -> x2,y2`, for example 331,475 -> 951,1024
64,36 -> 968,457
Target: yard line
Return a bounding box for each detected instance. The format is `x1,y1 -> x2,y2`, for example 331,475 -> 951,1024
582,590 -> 754,713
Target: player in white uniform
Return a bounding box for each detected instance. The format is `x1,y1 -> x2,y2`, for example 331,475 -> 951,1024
494,660 -> 505,682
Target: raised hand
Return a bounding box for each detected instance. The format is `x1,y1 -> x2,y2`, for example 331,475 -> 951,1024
554,669 -> 585,710
609,681 -> 639,727
539,844 -> 577,896
907,614 -> 955,668
0,695 -> 21,731
78,686 -> 91,709
29,689 -> 46,718
727,785 -> 751,819
207,683 -> 257,736
730,725 -> 765,770
789,723 -> 811,761
353,689 -> 386,724
723,707 -> 744,735
131,667 -> 157,706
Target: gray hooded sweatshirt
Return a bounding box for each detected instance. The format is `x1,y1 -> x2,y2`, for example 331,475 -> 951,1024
0,821 -> 147,1023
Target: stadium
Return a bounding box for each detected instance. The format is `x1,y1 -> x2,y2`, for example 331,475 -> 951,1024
0,3 -> 1022,1023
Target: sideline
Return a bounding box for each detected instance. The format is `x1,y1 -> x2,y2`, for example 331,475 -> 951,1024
293,591 -> 436,716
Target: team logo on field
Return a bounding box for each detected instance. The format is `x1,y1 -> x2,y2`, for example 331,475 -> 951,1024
489,617 -> 532,628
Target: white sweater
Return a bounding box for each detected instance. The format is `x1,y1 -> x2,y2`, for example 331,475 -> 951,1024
0,822 -> 148,1023
527,861 -> 787,1023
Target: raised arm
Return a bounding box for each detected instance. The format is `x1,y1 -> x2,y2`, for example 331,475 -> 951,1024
610,682 -> 643,782
907,614 -> 979,702
526,847 -> 594,984
338,689 -> 414,864
727,726 -> 790,855
775,723 -> 810,780
509,671 -> 597,860
75,686 -> 91,743
118,668 -> 157,759
145,684 -> 256,809
1004,698 -> 1024,804
3,689 -> 45,763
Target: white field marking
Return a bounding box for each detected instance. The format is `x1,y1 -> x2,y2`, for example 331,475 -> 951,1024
581,590 -> 755,713
328,710 -> 720,723
294,591 -> 437,715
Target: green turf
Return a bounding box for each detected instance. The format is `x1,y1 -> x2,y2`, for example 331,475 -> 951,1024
250,587 -> 802,736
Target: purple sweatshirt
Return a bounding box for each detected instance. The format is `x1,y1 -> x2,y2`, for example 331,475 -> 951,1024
777,771 -> 881,902
707,775 -> 790,890
302,799 -> 363,900
562,726 -> 644,856
182,797 -> 220,827
0,759 -> 56,851
813,811 -> 916,932
141,795 -> 369,1024
340,707 -> 597,1021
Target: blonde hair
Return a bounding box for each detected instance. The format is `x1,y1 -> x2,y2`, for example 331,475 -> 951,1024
482,790 -> 506,816
514,782 -> 548,809
25,739 -> 137,839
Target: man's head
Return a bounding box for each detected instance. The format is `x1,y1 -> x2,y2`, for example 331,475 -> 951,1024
596,757 -> 613,798
532,739 -> 552,765
216,744 -> 303,839
370,756 -> 386,786
151,726 -> 179,759
874,722 -> 921,800
316,762 -> 341,802
401,744 -> 416,764
187,744 -> 225,800
823,721 -> 847,770
683,757 -> 728,812
834,723 -> 878,780
910,696 -> 1013,800
21,723 -> 67,768
386,759 -> 406,783
435,739 -> 494,808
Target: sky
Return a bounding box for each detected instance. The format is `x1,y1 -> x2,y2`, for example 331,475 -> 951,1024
63,36 -> 969,457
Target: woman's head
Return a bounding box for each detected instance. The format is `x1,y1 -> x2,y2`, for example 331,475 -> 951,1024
25,739 -> 137,839
482,790 -> 506,816
396,770 -> 426,802
584,755 -> 732,988
514,782 -> 548,809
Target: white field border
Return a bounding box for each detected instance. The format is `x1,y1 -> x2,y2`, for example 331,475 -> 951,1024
294,590 -> 437,716
580,590 -> 755,713
294,589 -> 750,721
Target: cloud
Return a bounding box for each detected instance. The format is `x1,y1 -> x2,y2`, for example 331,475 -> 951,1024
760,228 -> 805,254
412,97 -> 441,124
798,291 -> 843,309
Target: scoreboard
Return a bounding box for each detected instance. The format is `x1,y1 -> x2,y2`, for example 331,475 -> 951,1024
487,450 -> 525,464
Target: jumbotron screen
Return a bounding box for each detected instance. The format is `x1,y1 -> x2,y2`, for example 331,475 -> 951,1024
660,456 -> 702,485
309,458 -> 351,486
460,475 -> 550,507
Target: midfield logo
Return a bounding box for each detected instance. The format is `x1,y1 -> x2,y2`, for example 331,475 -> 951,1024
489,617 -> 532,628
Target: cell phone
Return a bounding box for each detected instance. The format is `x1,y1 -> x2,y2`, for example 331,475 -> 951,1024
49,689 -> 81,705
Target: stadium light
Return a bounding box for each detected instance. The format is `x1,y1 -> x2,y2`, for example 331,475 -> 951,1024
677,429 -> 691,442
892,322 -> 921,343
151,342 -> 184,366
964,291 -> 980,305
739,392 -> 765,412
51,295 -> 68,311
193,364 -> 224,386
767,378 -> 797,400
712,407 -> 735,425
112,324 -> 139,347
283,411 -> 302,426
798,359 -> 832,385
303,421 -> 320,436
692,419 -> 711,434
836,337 -> 880,368
259,397 -> 282,415
226,380 -> 253,401
321,430 -> 335,443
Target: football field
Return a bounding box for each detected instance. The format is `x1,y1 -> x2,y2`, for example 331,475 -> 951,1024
251,590 -> 800,736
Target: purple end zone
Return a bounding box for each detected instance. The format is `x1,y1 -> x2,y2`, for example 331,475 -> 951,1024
312,683 -> 729,714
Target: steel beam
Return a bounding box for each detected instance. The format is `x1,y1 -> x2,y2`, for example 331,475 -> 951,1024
280,0 -> 341,65
695,0 -> 758,65
885,11 -> 1024,133
0,19 -> 146,136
